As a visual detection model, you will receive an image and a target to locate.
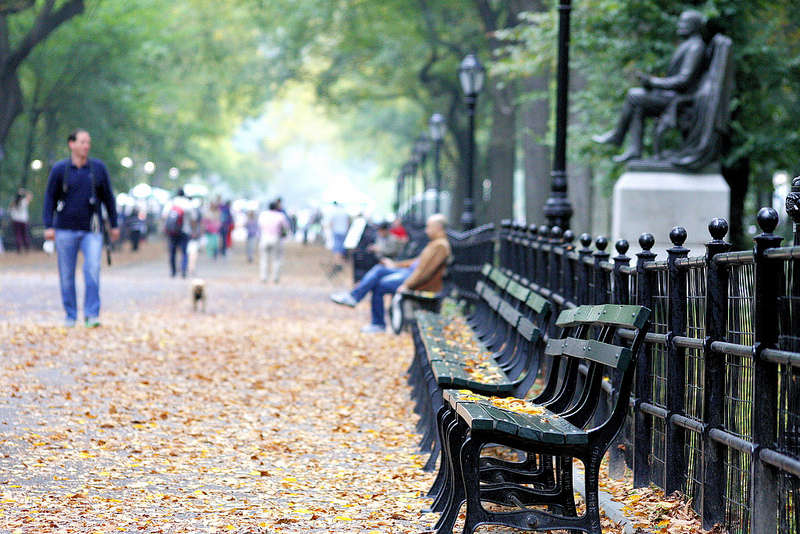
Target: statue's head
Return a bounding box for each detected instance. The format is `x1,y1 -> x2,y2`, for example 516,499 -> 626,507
677,10 -> 705,37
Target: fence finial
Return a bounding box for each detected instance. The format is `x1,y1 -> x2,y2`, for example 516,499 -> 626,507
708,218 -> 729,242
538,225 -> 549,240
669,226 -> 688,247
579,233 -> 592,248
595,236 -> 608,251
756,207 -> 779,234
615,239 -> 630,256
786,177 -> 800,224
551,226 -> 563,240
563,229 -> 575,245
639,233 -> 655,251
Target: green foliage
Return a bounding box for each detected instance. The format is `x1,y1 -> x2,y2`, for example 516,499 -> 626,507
494,0 -> 800,193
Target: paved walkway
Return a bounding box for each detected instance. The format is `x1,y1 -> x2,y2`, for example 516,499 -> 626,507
0,242 -> 438,533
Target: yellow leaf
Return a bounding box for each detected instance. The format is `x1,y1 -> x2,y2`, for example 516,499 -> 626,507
335,516 -> 354,521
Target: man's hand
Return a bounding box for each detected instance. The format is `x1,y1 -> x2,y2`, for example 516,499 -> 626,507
44,228 -> 55,241
397,284 -> 409,294
110,228 -> 121,241
635,71 -> 652,89
380,257 -> 396,268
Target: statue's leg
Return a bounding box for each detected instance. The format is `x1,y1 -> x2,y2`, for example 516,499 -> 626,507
592,87 -> 640,146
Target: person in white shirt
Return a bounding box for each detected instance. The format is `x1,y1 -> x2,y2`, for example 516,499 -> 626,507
328,201 -> 350,273
258,200 -> 290,283
9,188 -> 33,253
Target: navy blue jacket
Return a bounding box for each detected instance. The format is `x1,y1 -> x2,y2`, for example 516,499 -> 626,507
43,158 -> 118,230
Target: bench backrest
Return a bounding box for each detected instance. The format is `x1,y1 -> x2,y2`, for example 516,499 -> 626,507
548,304 -> 650,373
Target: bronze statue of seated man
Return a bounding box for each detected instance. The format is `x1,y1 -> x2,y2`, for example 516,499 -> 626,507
593,10 -> 707,163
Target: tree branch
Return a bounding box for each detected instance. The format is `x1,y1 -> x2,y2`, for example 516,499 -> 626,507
4,0 -> 84,75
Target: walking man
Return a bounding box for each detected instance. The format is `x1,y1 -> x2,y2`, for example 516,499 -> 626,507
43,129 -> 119,327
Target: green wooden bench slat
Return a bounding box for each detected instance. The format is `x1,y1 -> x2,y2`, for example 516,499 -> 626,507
456,402 -> 495,431
544,337 -> 564,356
489,269 -> 510,289
498,300 -> 522,328
479,403 -> 522,435
505,279 -> 530,304
556,304 -> 649,329
524,291 -> 550,315
516,317 -> 540,342
481,263 -> 493,277
556,337 -> 633,370
554,307 -> 580,328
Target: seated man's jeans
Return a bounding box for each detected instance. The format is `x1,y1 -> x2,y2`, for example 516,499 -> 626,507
55,229 -> 103,321
350,264 -> 412,327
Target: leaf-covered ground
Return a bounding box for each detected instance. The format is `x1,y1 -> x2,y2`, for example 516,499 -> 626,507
0,243 -> 712,533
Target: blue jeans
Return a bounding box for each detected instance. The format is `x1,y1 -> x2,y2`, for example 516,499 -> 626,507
55,229 -> 103,321
169,233 -> 189,277
351,264 -> 412,327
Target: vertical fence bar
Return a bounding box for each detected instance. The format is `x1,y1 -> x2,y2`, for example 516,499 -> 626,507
500,219 -> 512,270
593,236 -> 610,304
561,230 -> 576,304
549,227 -> 563,295
750,208 -> 783,533
526,224 -> 538,283
537,225 -> 549,286
634,233 -> 657,487
512,222 -> 523,276
613,239 -> 631,304
519,224 -> 530,279
608,239 -> 632,478
702,218 -> 732,529
577,233 -> 593,306
666,226 -> 689,494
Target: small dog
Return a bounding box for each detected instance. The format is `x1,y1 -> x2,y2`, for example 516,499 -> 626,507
191,278 -> 206,312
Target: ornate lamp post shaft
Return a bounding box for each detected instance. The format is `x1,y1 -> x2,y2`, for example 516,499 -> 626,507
429,113 -> 446,215
459,54 -> 485,231
543,0 -> 574,230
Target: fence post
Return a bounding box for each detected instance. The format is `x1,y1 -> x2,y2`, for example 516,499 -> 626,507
512,222 -> 523,276
561,230 -> 576,304
499,219 -> 512,270
608,239 -> 632,478
536,225 -> 549,287
593,236 -> 610,304
549,226 -> 563,295
634,233 -> 657,488
750,207 -> 783,533
665,226 -> 689,494
789,177 -> 800,246
525,224 -> 539,282
702,218 -> 732,529
577,233 -> 593,305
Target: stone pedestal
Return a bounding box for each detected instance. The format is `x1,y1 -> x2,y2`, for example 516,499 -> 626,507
612,171 -> 730,258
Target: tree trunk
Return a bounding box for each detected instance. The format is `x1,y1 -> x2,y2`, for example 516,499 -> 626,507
484,80 -> 516,227
520,73 -> 551,225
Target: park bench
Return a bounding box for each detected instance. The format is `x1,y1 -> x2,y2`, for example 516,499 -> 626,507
423,303 -> 650,534
406,263 -> 551,471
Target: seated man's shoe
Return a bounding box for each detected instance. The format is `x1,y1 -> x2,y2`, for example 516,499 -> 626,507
612,147 -> 642,164
592,129 -> 623,146
360,323 -> 386,334
330,292 -> 357,307
85,318 -> 101,328
64,318 -> 77,328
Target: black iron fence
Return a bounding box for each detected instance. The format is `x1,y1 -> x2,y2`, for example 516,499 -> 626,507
493,186 -> 800,533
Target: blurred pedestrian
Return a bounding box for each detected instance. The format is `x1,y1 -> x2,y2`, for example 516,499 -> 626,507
367,221 -> 403,260
245,210 -> 258,263
329,201 -> 350,274
219,199 -> 232,257
9,188 -> 33,253
203,204 -> 221,259
42,129 -> 120,328
162,188 -> 197,278
258,200 -> 290,283
126,206 -> 147,252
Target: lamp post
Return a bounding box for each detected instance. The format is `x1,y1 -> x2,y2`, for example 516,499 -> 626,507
415,134 -> 431,220
459,53 -> 485,231
543,0 -> 574,230
429,113 -> 445,214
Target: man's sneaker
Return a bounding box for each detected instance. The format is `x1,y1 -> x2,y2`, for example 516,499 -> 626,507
85,318 -> 101,328
330,292 -> 357,307
64,318 -> 76,328
360,324 -> 386,334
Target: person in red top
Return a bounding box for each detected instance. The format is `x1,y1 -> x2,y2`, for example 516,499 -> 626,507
389,217 -> 409,242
